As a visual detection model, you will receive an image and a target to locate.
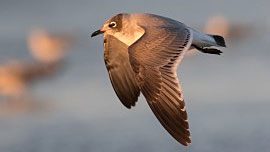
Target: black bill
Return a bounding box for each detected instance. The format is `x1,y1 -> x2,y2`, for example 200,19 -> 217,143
91,30 -> 104,37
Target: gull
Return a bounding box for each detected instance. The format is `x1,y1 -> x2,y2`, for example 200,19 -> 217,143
91,13 -> 226,146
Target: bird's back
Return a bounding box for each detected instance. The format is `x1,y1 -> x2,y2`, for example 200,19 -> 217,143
130,13 -> 186,28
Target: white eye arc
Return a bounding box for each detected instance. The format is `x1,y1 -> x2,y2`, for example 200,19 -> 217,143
109,21 -> 117,28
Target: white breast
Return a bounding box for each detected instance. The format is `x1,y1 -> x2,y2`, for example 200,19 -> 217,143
113,29 -> 144,46
108,19 -> 145,46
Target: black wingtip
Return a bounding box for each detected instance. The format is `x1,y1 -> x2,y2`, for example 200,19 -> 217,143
211,35 -> 226,47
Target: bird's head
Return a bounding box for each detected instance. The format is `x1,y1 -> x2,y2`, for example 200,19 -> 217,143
91,13 -> 126,38
91,13 -> 144,46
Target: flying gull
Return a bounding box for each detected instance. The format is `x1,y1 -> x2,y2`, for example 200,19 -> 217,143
91,13 -> 226,146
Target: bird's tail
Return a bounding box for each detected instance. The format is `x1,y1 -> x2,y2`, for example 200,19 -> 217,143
189,27 -> 226,48
193,34 -> 226,55
189,27 -> 226,55
208,35 -> 226,47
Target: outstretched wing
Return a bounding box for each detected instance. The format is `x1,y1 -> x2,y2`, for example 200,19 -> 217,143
104,35 -> 140,109
128,25 -> 193,145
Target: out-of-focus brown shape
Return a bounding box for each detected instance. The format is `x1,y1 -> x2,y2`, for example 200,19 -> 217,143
0,29 -> 74,116
0,61 -> 59,97
0,97 -> 51,116
0,61 -> 57,116
27,29 -> 73,64
204,16 -> 230,39
0,29 -> 73,98
204,15 -> 254,41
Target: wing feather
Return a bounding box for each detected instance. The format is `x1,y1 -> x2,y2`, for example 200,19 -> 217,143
104,35 -> 140,108
128,24 -> 193,145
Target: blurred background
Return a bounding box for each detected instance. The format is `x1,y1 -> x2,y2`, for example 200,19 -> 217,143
0,0 -> 269,151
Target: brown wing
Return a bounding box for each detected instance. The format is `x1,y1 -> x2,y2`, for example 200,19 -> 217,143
128,25 -> 192,145
104,35 -> 140,109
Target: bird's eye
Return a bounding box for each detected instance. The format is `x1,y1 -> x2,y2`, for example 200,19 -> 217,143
109,22 -> 117,28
